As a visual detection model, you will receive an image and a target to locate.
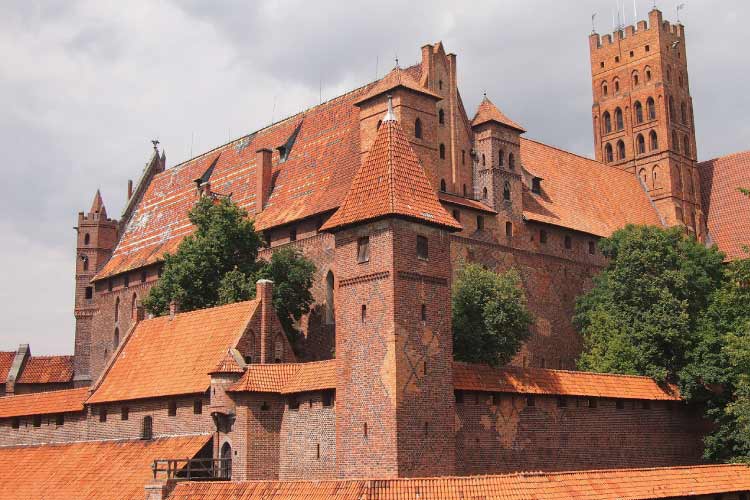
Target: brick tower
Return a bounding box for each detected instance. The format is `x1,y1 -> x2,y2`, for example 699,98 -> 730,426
322,98 -> 461,478
73,190 -> 118,386
589,8 -> 705,239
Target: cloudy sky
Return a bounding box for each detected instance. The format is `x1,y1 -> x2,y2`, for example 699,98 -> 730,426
1,0 -> 748,355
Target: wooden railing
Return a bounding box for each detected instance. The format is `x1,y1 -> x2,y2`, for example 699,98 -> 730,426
151,458 -> 231,481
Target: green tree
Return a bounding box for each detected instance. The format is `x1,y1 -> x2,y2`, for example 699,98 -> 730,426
575,225 -> 725,381
452,264 -> 533,366
143,197 -> 315,343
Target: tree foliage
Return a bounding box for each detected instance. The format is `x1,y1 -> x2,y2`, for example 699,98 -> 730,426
143,196 -> 315,343
452,264 -> 533,366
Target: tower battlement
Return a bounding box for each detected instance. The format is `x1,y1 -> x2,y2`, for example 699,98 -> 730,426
589,9 -> 684,61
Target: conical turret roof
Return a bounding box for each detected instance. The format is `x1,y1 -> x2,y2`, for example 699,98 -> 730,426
471,96 -> 525,132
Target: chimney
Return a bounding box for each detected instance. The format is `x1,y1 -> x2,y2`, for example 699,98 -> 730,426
256,149 -> 273,211
127,179 -> 133,200
256,279 -> 274,364
6,344 -> 31,395
169,300 -> 179,320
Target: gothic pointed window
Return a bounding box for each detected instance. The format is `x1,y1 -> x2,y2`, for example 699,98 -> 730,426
482,187 -> 488,199
634,101 -> 643,124
636,134 -> 645,154
440,179 -> 447,192
438,109 -> 445,125
647,97 -> 656,120
616,140 -> 626,160
114,297 -> 120,322
650,130 -> 659,150
508,153 -> 515,170
681,102 -> 687,124
113,327 -> 119,348
81,255 -> 89,271
414,118 -> 422,139
652,165 -> 661,189
602,81 -> 608,96
632,71 -> 639,86
683,135 -> 691,157
498,150 -> 505,166
84,233 -> 90,245
131,293 -> 137,320
605,143 -> 613,163
440,143 -> 446,159
615,108 -> 624,130
614,78 -> 620,94
672,130 -> 679,152
603,111 -> 612,133
325,271 -> 335,323
639,168 -> 648,186
503,181 -> 511,201
669,96 -> 675,122
645,67 -> 652,81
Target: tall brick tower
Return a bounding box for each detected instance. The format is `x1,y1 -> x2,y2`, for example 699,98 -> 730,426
321,98 -> 461,478
589,8 -> 705,239
73,190 -> 118,386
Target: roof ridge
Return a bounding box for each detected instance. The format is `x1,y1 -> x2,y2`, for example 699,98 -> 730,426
0,433 -> 211,450
455,361 -> 670,382
0,387 -> 88,400
26,354 -> 73,360
521,136 -> 636,177
145,299 -> 258,322
698,148 -> 750,165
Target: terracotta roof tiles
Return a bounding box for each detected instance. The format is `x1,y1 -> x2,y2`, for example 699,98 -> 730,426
0,387 -> 88,418
280,360 -> 337,395
0,351 -> 14,382
698,150 -> 750,260
355,66 -> 441,104
471,96 -> 526,132
87,300 -> 258,404
227,360 -> 337,394
321,115 -> 461,232
168,464 -> 750,500
438,191 -> 497,214
17,355 -> 74,384
520,138 -> 663,237
0,435 -> 209,500
210,349 -> 246,374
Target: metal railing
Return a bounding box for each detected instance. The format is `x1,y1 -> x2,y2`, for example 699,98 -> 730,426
151,458 -> 231,481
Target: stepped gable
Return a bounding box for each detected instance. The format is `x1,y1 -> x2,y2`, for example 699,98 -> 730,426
16,355 -> 74,384
453,362 -> 681,401
471,95 -> 525,132
0,387 -> 88,418
698,150 -> 750,260
0,435 -> 209,500
167,464 -> 750,500
321,103 -> 462,232
87,300 -> 258,404
520,138 -> 663,237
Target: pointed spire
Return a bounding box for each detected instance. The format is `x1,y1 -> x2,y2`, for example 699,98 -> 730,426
321,113 -> 461,233
90,189 -> 104,214
383,95 -> 396,122
471,95 -> 525,132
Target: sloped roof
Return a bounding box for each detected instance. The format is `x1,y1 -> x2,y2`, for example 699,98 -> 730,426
167,464 -> 750,500
321,115 -> 462,232
228,360 -> 337,394
520,138 -> 663,237
698,150 -> 750,260
355,66 -> 441,104
471,96 -> 526,132
438,191 -> 497,214
88,300 -> 257,404
0,351 -> 14,382
279,360 -> 337,395
0,387 -> 88,418
210,349 -> 245,374
0,435 -> 209,500
453,362 -> 681,401
17,355 -> 74,384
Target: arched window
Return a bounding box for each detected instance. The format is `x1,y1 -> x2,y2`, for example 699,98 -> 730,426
114,297 -> 120,323
131,293 -> 137,320
634,101 -> 643,124
639,168 -> 648,186
683,135 -> 691,157
482,187 -> 488,199
220,442 -> 232,480
652,165 -> 661,189
650,130 -> 659,150
439,144 -> 445,159
508,153 -> 515,169
113,327 -> 119,348
414,118 -> 422,139
602,81 -> 608,96
632,71 -> 639,86
647,97 -> 656,120
616,140 -> 626,160
84,233 -> 90,245
81,255 -> 89,271
668,96 -> 675,121
481,153 -> 485,166
672,130 -> 679,152
141,416 -> 153,440
438,109 -> 445,125
498,150 -> 505,166
440,179 -> 447,192
361,304 -> 366,323
614,78 -> 620,94
603,111 -> 612,133
636,134 -> 645,154
604,143 -> 613,163
680,102 -> 687,124
645,67 -> 652,82
503,181 -> 511,201
615,107 -> 624,130
505,221 -> 513,237
325,271 -> 334,324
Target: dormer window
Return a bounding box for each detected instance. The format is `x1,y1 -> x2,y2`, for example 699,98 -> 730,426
531,177 -> 542,194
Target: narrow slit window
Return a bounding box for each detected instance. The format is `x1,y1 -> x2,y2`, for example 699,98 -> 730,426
357,236 -> 370,263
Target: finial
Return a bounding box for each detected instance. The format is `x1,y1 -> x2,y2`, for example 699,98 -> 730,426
151,139 -> 160,150
394,54 -> 399,68
383,94 -> 396,122
483,90 -> 487,98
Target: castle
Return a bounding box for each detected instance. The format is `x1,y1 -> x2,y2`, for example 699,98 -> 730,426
0,8 -> 749,500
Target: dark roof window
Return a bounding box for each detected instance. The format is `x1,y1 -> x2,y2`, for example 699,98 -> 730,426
531,177 -> 542,194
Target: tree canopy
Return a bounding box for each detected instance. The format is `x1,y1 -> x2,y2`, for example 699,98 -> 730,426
452,263 -> 532,366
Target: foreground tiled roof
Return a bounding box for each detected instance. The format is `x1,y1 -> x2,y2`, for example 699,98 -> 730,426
16,355 -> 74,384
438,191 -> 497,214
168,464 -> 750,500
321,115 -> 462,232
0,435 -> 209,500
471,96 -> 525,132
453,362 -> 681,401
88,300 -> 258,404
228,360 -> 336,394
520,138 -> 663,237
0,387 -> 88,418
698,150 -> 750,260
0,351 -> 14,382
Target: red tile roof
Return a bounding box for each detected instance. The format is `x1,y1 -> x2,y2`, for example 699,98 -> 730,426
698,150 -> 750,260
0,435 -> 209,500
453,362 -> 681,401
17,355 -> 74,384
438,191 -> 497,214
321,115 -> 462,232
168,464 -> 750,500
88,300 -> 258,404
210,349 -> 245,374
0,351 -> 14,383
355,66 -> 441,104
280,360 -> 337,395
521,138 -> 663,237
0,387 -> 88,418
471,96 -> 526,132
228,360 -> 336,395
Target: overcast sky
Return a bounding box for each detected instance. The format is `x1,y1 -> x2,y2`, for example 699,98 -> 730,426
1,0 -> 748,355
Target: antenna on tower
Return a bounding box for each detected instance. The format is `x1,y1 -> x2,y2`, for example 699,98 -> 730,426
271,95 -> 277,125
676,3 -> 685,23
633,0 -> 637,24
591,12 -> 597,33
374,55 -> 379,80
